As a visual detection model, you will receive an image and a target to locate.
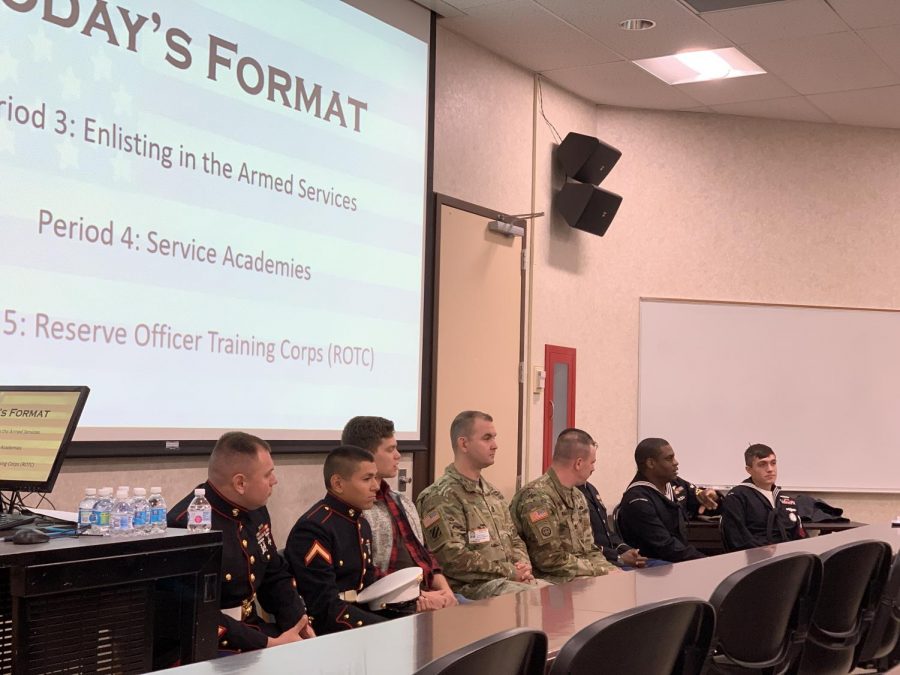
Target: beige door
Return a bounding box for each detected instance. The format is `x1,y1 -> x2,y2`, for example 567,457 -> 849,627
432,199 -> 524,498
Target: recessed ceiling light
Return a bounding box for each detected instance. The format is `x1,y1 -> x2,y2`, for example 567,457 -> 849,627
619,18 -> 656,31
633,47 -> 766,85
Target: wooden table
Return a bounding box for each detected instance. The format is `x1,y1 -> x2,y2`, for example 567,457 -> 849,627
686,517 -> 867,556
162,523 -> 900,674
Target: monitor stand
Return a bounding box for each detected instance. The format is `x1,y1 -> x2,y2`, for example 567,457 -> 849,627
0,491 -> 27,514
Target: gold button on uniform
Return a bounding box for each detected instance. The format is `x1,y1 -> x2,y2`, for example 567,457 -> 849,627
250,573 -> 256,582
221,640 -> 228,647
242,540 -> 248,548
250,555 -> 256,564
356,621 -> 363,626
225,573 -> 232,582
232,509 -> 239,517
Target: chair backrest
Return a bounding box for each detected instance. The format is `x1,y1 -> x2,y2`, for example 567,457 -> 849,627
707,551 -> 822,672
548,598 -> 715,675
798,539 -> 892,675
414,627 -> 548,675
856,551 -> 900,665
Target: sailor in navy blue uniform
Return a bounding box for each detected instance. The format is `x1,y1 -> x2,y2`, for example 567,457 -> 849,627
721,444 -> 806,551
285,445 -> 390,634
168,432 -> 311,653
616,437 -> 720,562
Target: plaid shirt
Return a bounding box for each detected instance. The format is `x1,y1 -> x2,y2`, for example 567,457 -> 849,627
373,481 -> 442,590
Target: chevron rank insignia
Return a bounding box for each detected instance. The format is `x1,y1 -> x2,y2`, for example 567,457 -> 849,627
304,540 -> 333,566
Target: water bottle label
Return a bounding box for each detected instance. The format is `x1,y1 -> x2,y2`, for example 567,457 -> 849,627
78,508 -> 92,526
133,511 -> 149,527
89,511 -> 98,525
112,514 -> 131,530
151,506 -> 166,524
95,510 -> 110,527
190,510 -> 212,526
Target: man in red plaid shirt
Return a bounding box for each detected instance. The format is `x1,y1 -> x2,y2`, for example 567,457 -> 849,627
342,416 -> 458,611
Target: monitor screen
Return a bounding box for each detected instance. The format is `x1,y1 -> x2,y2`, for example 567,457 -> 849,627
0,386 -> 90,492
0,0 -> 433,451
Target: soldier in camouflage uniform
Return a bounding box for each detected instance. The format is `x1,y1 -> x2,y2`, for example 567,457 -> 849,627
416,410 -> 541,600
510,428 -> 618,583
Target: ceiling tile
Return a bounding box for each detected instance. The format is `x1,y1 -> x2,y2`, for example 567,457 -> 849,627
443,0 -> 509,8
411,0 -> 465,17
859,25 -> 900,76
675,72 -> 798,105
536,0 -> 731,59
709,96 -> 833,123
439,0 -> 620,71
827,0 -> 900,30
807,85 -> 900,129
699,0 -> 848,44
741,31 -> 900,94
543,60 -> 706,110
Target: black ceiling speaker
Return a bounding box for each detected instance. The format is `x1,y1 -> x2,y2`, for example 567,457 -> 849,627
558,132 -> 622,185
557,183 -> 622,238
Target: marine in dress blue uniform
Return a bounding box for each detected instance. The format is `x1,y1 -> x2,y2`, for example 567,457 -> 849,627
169,481 -> 306,652
285,492 -> 388,634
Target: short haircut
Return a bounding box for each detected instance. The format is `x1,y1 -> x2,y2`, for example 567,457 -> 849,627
634,437 -> 670,470
450,410 -> 493,450
324,445 -> 375,490
209,431 -> 270,467
341,416 -> 395,453
553,428 -> 595,462
745,443 -> 775,467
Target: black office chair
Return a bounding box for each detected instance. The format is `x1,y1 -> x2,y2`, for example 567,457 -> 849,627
414,627 -> 548,675
705,551 -> 822,674
796,539 -> 892,675
855,551 -> 900,670
548,598 -> 715,675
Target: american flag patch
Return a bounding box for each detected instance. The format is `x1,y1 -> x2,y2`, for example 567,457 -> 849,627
529,509 -> 549,523
423,511 -> 440,528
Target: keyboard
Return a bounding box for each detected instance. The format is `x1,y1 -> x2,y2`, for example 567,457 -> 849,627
0,513 -> 37,530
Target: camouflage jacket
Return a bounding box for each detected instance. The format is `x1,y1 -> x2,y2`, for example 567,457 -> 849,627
415,464 -> 530,592
510,468 -> 616,581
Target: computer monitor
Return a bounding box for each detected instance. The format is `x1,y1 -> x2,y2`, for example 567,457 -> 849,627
0,386 -> 90,493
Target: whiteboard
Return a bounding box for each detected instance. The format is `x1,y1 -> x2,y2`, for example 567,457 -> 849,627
638,299 -> 900,493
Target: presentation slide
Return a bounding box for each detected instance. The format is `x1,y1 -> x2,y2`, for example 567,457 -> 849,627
0,1 -> 431,443
0,389 -> 83,482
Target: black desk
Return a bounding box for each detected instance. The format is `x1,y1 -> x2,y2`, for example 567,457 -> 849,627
0,529 -> 222,674
163,523 -> 899,674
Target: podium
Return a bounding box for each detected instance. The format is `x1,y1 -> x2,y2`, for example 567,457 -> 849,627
0,529 -> 221,674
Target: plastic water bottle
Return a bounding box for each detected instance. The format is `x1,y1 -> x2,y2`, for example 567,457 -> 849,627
186,488 -> 212,532
148,487 -> 167,534
131,488 -> 152,535
110,489 -> 134,537
92,487 -> 114,535
78,488 -> 97,530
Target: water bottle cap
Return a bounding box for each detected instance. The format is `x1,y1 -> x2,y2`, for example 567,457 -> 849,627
133,488 -> 146,496
118,486 -> 129,494
116,489 -> 128,499
85,488 -> 97,495
101,487 -> 113,495
194,488 -> 205,496
150,487 -> 161,493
